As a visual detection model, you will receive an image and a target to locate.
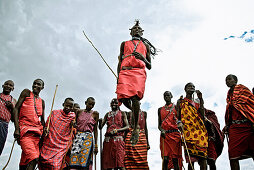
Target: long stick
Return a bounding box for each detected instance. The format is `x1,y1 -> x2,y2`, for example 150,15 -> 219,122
2,139 -> 16,170
179,130 -> 194,170
100,128 -> 103,170
82,30 -> 118,79
162,138 -> 164,170
46,85 -> 58,134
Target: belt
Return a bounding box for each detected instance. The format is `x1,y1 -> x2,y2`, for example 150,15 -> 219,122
104,136 -> 123,142
232,119 -> 249,124
121,66 -> 141,70
165,129 -> 179,133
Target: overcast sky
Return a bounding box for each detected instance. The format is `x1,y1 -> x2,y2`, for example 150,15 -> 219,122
0,0 -> 253,169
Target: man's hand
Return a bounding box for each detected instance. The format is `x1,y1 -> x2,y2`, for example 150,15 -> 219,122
196,90 -> 203,99
98,118 -> 103,129
177,121 -> 183,131
14,128 -> 20,144
94,146 -> 98,155
5,101 -> 14,111
147,144 -> 150,150
132,51 -> 145,61
161,130 -> 166,138
222,126 -> 229,135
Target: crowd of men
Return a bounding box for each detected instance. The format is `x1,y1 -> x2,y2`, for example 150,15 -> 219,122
0,20 -> 253,170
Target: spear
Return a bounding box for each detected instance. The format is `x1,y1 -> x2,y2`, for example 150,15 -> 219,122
82,30 -> 118,79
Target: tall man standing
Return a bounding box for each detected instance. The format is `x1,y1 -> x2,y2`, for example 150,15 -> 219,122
99,98 -> 129,170
13,79 -> 45,170
116,20 -> 157,145
158,91 -> 182,170
0,80 -> 16,155
223,74 -> 254,170
176,83 -> 208,170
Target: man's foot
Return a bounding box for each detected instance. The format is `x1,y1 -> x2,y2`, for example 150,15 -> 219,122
130,128 -> 140,146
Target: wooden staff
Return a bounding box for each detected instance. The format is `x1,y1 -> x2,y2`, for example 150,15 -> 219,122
2,139 -> 16,170
100,128 -> 103,170
45,84 -> 58,135
82,30 -> 118,79
162,137 -> 164,170
179,130 -> 194,170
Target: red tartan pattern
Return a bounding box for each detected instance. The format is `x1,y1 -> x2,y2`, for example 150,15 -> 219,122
0,93 -> 14,122
19,92 -> 43,137
40,109 -> 75,169
226,84 -> 254,123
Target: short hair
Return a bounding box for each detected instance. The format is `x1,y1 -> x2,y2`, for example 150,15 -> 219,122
34,78 -> 44,86
184,82 -> 193,91
64,97 -> 74,103
227,74 -> 238,83
86,97 -> 95,102
4,80 -> 14,85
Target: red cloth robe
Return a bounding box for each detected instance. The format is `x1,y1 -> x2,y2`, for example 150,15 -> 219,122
40,109 -> 75,169
102,110 -> 125,169
116,40 -> 147,100
225,84 -> 254,159
159,104 -> 182,169
19,91 -> 43,166
205,109 -> 224,160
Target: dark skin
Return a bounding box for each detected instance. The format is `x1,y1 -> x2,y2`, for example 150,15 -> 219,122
223,74 -> 241,170
176,83 -> 207,170
72,103 -> 80,115
76,98 -> 99,155
99,99 -> 129,170
1,80 -> 17,121
126,109 -> 150,150
117,24 -> 151,145
13,79 -> 45,170
158,91 -> 180,170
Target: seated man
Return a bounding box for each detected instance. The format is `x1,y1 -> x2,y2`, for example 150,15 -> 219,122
39,97 -> 75,169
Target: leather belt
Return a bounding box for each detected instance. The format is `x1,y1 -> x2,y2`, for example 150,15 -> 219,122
165,129 -> 179,133
232,119 -> 249,124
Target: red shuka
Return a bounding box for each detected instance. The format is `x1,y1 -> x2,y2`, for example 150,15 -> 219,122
225,84 -> 254,159
19,91 -> 43,166
116,40 -> 147,100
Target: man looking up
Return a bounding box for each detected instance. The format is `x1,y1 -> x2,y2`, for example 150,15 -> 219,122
116,20 -> 157,145
176,83 -> 208,170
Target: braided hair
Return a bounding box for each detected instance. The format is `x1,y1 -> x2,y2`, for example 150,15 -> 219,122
130,20 -> 159,57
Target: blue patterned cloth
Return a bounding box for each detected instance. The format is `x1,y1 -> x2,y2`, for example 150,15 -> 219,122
69,131 -> 94,168
0,119 -> 8,155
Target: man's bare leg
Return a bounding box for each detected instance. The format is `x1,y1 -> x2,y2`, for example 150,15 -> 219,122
26,158 -> 38,170
230,159 -> 240,170
130,96 -> 140,145
163,156 -> 169,170
172,158 -> 180,170
198,158 -> 207,170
